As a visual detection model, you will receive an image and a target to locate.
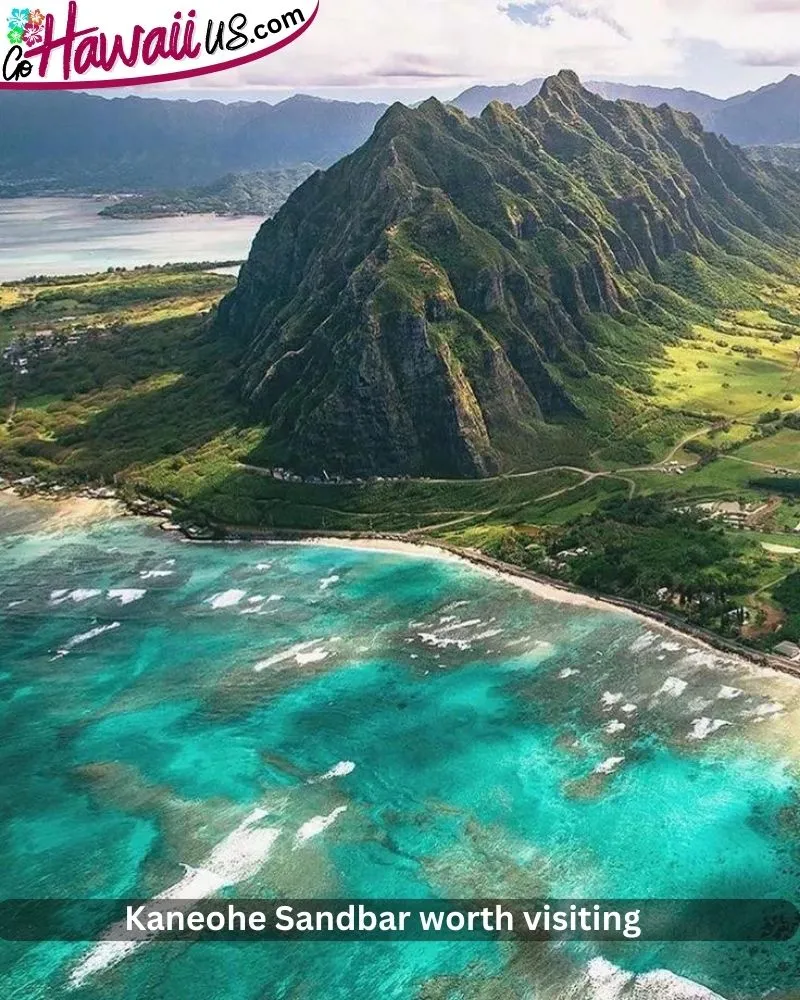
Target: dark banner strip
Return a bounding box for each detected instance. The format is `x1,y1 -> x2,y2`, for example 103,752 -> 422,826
0,898 -> 797,943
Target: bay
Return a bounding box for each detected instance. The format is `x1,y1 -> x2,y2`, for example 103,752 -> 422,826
0,197 -> 259,282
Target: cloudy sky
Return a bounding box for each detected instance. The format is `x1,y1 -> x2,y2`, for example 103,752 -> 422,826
140,0 -> 800,102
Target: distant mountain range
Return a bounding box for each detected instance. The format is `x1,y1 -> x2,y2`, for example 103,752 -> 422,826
2,74 -> 800,196
216,70 -> 800,478
0,91 -> 386,192
451,74 -> 800,146
451,79 -> 724,120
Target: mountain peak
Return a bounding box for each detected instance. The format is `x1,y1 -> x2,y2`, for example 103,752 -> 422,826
217,80 -> 800,479
539,69 -> 583,97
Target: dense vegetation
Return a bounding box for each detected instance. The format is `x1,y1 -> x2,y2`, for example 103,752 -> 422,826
0,92 -> 385,191
99,168 -> 315,220
2,264 -> 800,654
548,497 -> 753,630
218,71 -> 800,479
0,267 -> 243,483
3,73 -> 800,658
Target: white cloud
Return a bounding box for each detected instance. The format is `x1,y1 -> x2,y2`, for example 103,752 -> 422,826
99,0 -> 800,95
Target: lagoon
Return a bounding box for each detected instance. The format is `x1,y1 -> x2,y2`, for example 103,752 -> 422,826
0,197 -> 260,282
1,495 -> 800,998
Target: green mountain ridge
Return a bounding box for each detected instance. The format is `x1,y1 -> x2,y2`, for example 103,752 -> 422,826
0,91 -> 387,192
2,76 -> 799,197
451,78 -> 725,121
451,73 -> 800,146
217,70 -> 800,478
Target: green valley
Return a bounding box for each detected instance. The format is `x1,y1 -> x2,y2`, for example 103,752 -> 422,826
3,73 -> 800,662
2,264 -> 800,657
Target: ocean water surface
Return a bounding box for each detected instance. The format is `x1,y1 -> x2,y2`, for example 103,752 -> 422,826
0,198 -> 259,281
1,496 -> 799,999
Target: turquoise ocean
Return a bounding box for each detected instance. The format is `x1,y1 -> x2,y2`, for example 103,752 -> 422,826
1,496 -> 799,999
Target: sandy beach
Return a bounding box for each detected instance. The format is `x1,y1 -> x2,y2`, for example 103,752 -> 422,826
271,534 -> 800,686
3,489 -> 799,686
291,535 -> 637,611
1,489 -> 123,530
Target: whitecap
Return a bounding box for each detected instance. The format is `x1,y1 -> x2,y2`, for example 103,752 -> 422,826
437,618 -> 483,634
594,756 -> 625,775
417,632 -> 472,651
681,649 -> 723,670
68,589 -> 102,603
68,808 -> 280,989
255,562 -> 272,571
656,676 -> 687,698
309,761 -> 356,784
601,692 -> 624,709
743,702 -> 784,719
267,595 -> 283,602
293,806 -> 347,848
717,686 -> 743,701
559,668 -> 580,679
604,720 -> 626,735
55,622 -> 121,659
295,649 -> 329,666
573,957 -> 726,999
621,703 -> 637,715
139,570 -> 173,580
107,589 -> 146,606
688,718 -> 731,741
254,641 -> 329,672
207,589 -> 247,610
319,575 -> 340,590
630,631 -> 657,653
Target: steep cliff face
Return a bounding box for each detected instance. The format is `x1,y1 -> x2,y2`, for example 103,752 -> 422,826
217,70 -> 800,477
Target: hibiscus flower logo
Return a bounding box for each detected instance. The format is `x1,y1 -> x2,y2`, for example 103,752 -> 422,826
6,6 -> 29,43
23,14 -> 44,45
6,7 -> 46,46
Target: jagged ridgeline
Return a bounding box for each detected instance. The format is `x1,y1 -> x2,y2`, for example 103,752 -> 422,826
216,70 -> 800,477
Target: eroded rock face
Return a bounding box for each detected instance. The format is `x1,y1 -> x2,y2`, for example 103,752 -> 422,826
217,70 -> 800,478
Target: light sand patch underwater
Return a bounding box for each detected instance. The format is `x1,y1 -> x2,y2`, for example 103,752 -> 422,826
1,504 -> 800,999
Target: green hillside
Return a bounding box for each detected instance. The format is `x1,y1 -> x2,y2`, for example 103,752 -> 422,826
3,73 -> 800,655
217,71 -> 800,479
98,167 -> 316,220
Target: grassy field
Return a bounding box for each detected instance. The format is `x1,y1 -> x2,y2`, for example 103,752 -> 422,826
2,265 -> 800,652
733,429 -> 800,468
652,321 -> 800,422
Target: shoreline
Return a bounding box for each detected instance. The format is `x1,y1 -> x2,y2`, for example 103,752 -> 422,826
238,529 -> 800,682
3,486 -> 799,682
